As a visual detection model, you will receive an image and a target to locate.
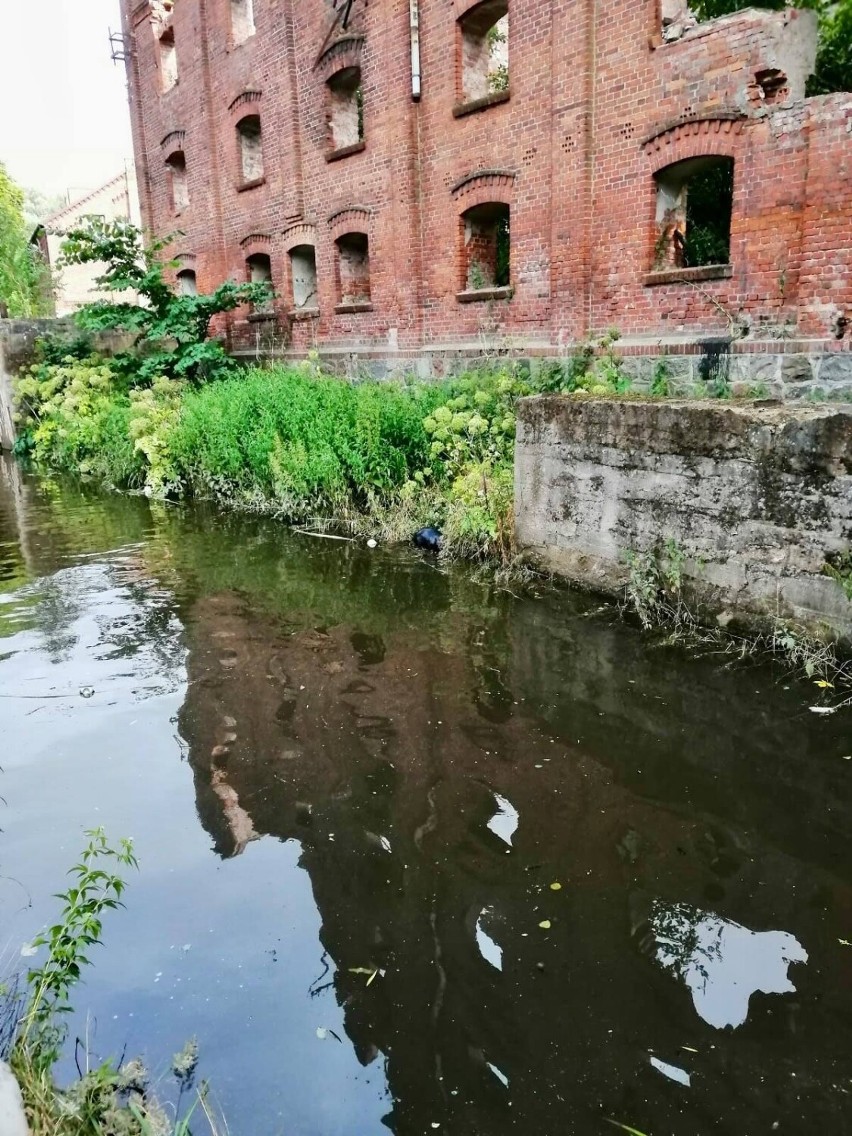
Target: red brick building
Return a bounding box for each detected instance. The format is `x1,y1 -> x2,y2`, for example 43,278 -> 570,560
121,0 -> 851,383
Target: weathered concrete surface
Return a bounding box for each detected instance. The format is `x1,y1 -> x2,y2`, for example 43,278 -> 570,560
0,1061 -> 29,1136
515,397 -> 852,641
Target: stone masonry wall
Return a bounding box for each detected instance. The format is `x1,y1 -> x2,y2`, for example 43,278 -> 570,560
515,396 -> 852,642
120,0 -> 851,369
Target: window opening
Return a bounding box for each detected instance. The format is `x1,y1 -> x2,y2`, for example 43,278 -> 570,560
654,157 -> 734,269
176,269 -> 197,296
231,0 -> 255,44
159,28 -> 178,91
237,115 -> 264,182
327,67 -> 364,150
461,202 -> 510,290
459,0 -> 509,102
336,233 -> 371,304
289,245 -> 318,309
166,151 -> 189,212
246,253 -> 274,313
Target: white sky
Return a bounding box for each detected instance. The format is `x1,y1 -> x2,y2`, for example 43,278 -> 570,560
0,0 -> 133,199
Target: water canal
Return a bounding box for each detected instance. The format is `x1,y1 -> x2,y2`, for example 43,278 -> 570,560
0,455 -> 850,1135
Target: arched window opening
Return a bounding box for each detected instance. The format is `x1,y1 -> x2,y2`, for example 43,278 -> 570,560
246,252 -> 274,313
335,233 -> 371,305
461,202 -> 510,291
327,67 -> 364,151
289,245 -> 318,310
459,0 -> 509,103
176,269 -> 197,296
231,0 -> 255,44
654,157 -> 734,270
166,151 -> 189,212
236,115 -> 264,183
159,28 -> 178,91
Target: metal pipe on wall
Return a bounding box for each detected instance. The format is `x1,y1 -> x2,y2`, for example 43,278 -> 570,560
410,0 -> 421,100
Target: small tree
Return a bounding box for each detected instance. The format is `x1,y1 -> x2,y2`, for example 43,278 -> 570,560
59,217 -> 272,385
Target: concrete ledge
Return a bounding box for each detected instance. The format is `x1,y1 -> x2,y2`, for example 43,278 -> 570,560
515,396 -> 852,642
0,1061 -> 29,1136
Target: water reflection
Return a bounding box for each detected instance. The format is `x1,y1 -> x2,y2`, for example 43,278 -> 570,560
649,899 -> 809,1030
1,457 -> 852,1135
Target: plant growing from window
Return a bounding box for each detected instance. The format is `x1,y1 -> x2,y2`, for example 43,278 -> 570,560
58,217 -> 271,384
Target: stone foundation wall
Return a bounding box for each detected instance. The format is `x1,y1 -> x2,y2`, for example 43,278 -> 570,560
515,396 -> 852,642
0,319 -> 135,450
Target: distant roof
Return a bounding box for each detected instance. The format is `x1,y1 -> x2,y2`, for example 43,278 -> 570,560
43,170 -> 129,226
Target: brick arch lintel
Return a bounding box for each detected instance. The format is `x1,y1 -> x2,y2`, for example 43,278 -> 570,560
453,0 -> 506,23
160,129 -> 186,152
643,115 -> 745,163
228,90 -> 263,119
451,169 -> 516,207
315,35 -> 365,81
327,206 -> 373,236
282,222 -> 318,252
175,252 -> 196,265
239,232 -> 272,250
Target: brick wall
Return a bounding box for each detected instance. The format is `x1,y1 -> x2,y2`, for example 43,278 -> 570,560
120,0 -> 851,361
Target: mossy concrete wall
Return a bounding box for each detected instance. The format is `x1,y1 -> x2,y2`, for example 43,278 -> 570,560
515,397 -> 852,641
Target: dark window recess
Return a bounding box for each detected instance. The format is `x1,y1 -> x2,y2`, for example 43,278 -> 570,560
462,202 -> 510,290
335,232 -> 371,304
654,157 -> 734,270
176,269 -> 197,296
237,115 -> 264,182
166,151 -> 189,212
289,245 -> 318,309
246,253 -> 273,312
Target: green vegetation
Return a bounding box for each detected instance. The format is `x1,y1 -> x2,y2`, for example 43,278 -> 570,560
6,830 -> 222,1135
58,218 -> 269,385
824,551 -> 852,602
690,0 -> 851,96
0,163 -> 52,317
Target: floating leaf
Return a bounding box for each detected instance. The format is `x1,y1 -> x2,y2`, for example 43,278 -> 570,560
605,1122 -> 650,1136
839,938 -> 851,947
809,706 -> 838,715
538,920 -> 552,930
814,680 -> 834,689
550,882 -> 562,891
348,967 -> 374,976
365,968 -> 380,987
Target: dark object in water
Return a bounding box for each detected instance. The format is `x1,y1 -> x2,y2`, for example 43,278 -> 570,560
414,526 -> 443,552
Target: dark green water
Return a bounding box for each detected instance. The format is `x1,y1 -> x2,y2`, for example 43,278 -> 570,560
1,455 -> 850,1136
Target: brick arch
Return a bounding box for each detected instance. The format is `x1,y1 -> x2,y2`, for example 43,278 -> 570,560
327,206 -> 372,238
227,89 -> 262,120
315,35 -> 364,82
282,222 -> 318,253
239,232 -> 272,252
160,129 -> 186,152
453,0 -> 502,21
175,251 -> 196,265
643,116 -> 745,171
451,169 -> 515,211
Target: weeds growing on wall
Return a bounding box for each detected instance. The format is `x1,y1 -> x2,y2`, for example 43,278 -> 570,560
4,829 -> 225,1136
621,540 -> 852,708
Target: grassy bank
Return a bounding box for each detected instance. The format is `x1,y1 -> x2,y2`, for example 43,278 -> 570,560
14,347 -> 570,562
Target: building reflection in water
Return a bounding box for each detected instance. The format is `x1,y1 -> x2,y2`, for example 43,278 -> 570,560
177,588 -> 852,1134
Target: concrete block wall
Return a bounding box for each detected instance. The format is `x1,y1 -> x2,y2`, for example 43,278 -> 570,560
515,396 -> 852,642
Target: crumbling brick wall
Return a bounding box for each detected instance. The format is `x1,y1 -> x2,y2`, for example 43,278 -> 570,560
120,0 -> 850,360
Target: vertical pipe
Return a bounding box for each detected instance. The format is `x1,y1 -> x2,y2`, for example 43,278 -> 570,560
410,0 -> 421,100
